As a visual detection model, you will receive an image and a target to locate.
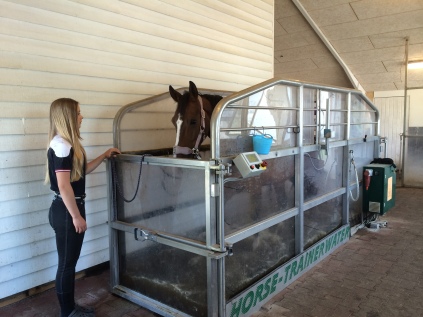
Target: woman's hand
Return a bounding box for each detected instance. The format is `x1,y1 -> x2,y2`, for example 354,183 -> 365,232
57,171 -> 86,233
104,147 -> 121,158
86,147 -> 121,174
72,215 -> 87,234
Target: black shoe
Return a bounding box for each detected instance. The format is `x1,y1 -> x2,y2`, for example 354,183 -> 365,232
67,307 -> 95,317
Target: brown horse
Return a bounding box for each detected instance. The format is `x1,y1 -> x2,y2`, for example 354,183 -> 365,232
169,81 -> 223,159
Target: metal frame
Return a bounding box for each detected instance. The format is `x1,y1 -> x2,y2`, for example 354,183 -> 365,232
212,78 -> 379,315
108,77 -> 380,316
108,154 -> 225,317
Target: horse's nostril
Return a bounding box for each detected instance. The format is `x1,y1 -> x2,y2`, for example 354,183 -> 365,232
190,119 -> 197,125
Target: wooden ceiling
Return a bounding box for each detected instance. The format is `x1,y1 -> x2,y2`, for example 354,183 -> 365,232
274,0 -> 423,92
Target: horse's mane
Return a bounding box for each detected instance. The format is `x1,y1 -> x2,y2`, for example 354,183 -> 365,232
176,92 -> 223,116
202,94 -> 223,108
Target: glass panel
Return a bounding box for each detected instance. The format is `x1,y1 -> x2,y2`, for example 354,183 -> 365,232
224,156 -> 295,236
303,88 -> 317,146
225,218 -> 295,300
114,159 -> 207,241
119,232 -> 207,316
304,196 -> 343,249
350,95 -> 377,139
118,130 -> 176,154
348,141 -> 375,225
304,147 -> 343,202
349,193 -> 363,226
118,97 -> 176,152
349,141 -> 376,179
318,91 -> 347,142
351,94 -> 370,111
219,84 -> 298,157
404,128 -> 423,187
408,126 -> 423,136
117,89 -> 232,153
350,123 -> 376,140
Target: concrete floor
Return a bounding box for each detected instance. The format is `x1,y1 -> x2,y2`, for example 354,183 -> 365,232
1,187 -> 422,317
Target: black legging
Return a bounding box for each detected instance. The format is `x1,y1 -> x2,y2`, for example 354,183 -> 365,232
49,198 -> 85,317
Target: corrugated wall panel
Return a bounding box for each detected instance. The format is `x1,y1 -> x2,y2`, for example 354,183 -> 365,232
0,0 -> 274,299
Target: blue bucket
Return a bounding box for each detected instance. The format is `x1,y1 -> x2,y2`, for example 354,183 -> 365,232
253,134 -> 273,154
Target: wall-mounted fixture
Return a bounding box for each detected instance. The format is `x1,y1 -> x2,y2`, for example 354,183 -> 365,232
407,61 -> 423,69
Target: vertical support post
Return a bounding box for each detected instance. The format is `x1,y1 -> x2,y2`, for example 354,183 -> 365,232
295,85 -> 304,254
342,93 -> 352,226
324,98 -> 330,154
207,257 -> 219,317
207,162 -> 221,316
217,258 -> 225,317
216,163 -> 225,252
316,90 -> 321,145
401,37 -> 409,187
205,163 -> 214,249
106,158 -> 120,288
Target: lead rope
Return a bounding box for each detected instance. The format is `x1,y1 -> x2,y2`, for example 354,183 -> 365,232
111,154 -> 149,203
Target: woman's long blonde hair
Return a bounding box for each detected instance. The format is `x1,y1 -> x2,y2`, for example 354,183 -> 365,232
45,98 -> 86,183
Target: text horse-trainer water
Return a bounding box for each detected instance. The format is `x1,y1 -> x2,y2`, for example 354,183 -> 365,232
169,81 -> 223,159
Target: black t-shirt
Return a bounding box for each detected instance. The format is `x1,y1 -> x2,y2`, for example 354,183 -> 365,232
47,135 -> 86,196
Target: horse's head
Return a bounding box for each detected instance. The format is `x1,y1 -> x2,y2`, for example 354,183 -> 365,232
169,81 -> 222,159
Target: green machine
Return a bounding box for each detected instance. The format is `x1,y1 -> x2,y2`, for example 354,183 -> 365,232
362,163 -> 396,215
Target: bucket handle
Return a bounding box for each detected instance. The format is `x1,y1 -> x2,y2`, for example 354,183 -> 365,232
253,126 -> 266,136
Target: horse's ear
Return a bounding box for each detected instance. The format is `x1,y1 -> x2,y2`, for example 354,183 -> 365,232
189,81 -> 199,98
169,85 -> 182,102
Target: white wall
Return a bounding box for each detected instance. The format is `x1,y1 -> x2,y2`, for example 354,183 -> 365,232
374,88 -> 423,187
373,96 -> 405,164
374,89 -> 423,127
0,0 -> 274,299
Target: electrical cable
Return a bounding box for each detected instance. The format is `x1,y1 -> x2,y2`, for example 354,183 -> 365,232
349,159 -> 360,202
323,159 -> 336,188
224,177 -> 243,184
363,212 -> 379,227
305,152 -> 329,171
111,154 -> 151,203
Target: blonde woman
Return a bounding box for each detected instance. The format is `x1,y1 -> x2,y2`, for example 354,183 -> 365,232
46,98 -> 120,317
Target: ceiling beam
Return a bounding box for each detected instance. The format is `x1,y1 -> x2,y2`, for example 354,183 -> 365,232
292,0 -> 366,93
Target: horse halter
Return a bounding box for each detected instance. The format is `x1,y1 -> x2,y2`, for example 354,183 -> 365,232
173,96 -> 206,160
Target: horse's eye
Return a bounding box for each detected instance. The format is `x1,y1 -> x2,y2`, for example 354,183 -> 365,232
190,119 -> 197,125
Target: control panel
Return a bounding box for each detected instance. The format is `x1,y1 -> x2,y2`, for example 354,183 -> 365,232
233,151 -> 268,178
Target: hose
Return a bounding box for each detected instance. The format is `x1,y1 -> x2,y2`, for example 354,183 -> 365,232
111,154 -> 150,203
349,159 -> 359,202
